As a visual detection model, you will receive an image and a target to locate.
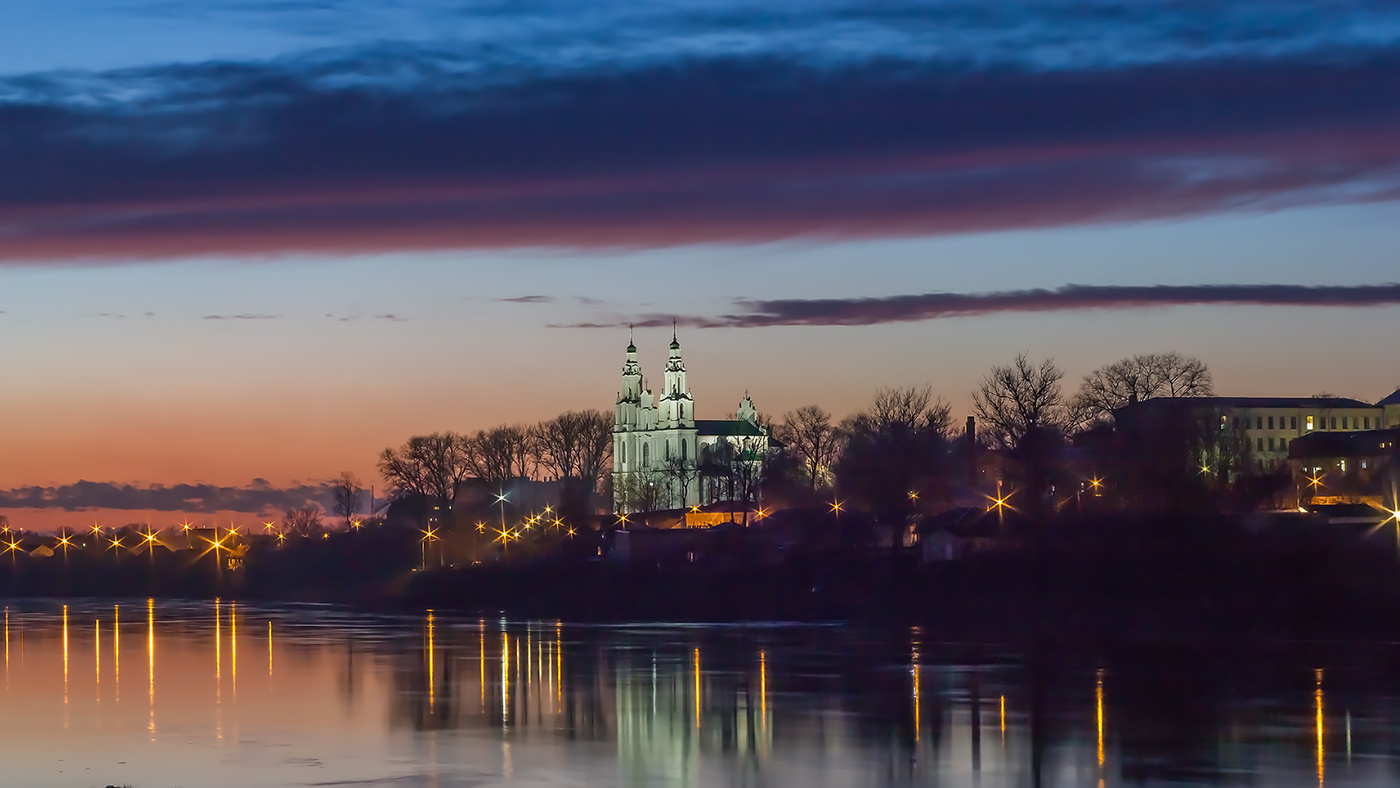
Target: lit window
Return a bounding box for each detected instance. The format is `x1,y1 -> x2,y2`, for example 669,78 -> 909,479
1306,416 -> 1314,431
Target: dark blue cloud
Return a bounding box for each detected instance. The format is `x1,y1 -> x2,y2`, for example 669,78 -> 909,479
1,2 -> 1399,260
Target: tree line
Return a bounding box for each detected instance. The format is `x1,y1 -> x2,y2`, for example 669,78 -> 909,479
376,411 -> 614,516
367,350 -> 1220,527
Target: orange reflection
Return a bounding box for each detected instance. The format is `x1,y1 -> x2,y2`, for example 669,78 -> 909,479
1316,669 -> 1325,787
1000,695 -> 1006,741
694,647 -> 702,729
95,619 -> 101,692
113,605 -> 120,702
426,612 -> 435,713
1096,669 -> 1105,774
502,632 -> 510,726
230,601 -> 237,700
760,650 -> 767,721
148,599 -> 155,737
61,605 -> 69,709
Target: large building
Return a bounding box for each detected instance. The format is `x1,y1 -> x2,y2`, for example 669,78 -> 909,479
1118,392 -> 1400,472
612,332 -> 768,512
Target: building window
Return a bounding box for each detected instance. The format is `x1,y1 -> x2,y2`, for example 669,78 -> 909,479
1268,416 -> 1275,429
1364,416 -> 1371,429
1268,437 -> 1275,451
1256,416 -> 1263,430
621,443 -> 627,464
1343,417 -> 1350,430
1306,415 -> 1314,431
642,443 -> 650,467
681,440 -> 688,460
1291,416 -> 1298,430
1257,437 -> 1264,451
1331,417 -> 1337,430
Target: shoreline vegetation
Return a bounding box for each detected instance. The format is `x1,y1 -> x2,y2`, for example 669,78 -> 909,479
2,511 -> 1400,642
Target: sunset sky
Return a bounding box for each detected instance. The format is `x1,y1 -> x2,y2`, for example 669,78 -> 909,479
2,0 -> 1399,529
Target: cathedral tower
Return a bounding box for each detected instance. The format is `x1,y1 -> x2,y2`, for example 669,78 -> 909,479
658,326 -> 694,428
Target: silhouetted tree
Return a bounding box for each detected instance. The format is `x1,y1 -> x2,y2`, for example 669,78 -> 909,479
1070,352 -> 1213,431
467,424 -> 536,485
332,471 -> 362,530
836,386 -> 951,542
972,353 -> 1067,451
282,505 -> 324,537
378,432 -> 474,523
777,405 -> 841,491
972,355 -> 1068,517
535,410 -> 613,491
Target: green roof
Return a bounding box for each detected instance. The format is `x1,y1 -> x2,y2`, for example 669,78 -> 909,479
696,419 -> 764,437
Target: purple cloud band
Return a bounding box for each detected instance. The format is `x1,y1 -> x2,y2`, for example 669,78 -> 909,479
1,47 -> 1399,261
561,283 -> 1400,329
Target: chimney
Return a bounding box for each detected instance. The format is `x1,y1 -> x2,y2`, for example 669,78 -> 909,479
966,416 -> 977,490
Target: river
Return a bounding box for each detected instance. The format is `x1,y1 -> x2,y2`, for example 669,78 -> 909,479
0,599 -> 1395,786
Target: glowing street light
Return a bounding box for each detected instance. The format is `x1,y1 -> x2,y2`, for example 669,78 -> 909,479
829,500 -> 844,515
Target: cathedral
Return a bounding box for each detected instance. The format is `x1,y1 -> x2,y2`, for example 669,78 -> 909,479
612,331 -> 768,512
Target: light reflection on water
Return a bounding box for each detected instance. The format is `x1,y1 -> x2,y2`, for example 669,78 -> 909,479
0,601 -> 1397,786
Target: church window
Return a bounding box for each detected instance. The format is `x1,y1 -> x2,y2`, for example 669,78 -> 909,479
642,443 -> 650,467
681,440 -> 688,461
621,443 -> 626,463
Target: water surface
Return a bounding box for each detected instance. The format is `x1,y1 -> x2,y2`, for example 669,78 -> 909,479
0,599 -> 1396,786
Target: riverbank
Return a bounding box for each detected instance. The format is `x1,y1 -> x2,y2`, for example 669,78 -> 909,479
3,515 -> 1399,640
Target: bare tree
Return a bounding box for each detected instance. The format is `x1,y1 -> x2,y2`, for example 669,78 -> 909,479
777,405 -> 841,490
535,410 -> 613,487
1071,352 -> 1213,430
332,471 -> 362,530
282,505 -> 324,537
663,455 -> 699,509
972,354 -> 1067,451
835,386 -> 952,538
617,468 -> 668,517
467,424 -> 537,485
705,437 -> 771,525
378,432 -> 474,516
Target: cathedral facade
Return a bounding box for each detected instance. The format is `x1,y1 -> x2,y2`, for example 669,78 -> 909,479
612,332 -> 768,513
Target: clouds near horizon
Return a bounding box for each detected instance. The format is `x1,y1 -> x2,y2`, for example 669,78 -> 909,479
0,479 -> 341,515
2,2 -> 1400,261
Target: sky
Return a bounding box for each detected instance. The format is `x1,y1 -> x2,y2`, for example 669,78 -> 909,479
2,0 -> 1399,529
